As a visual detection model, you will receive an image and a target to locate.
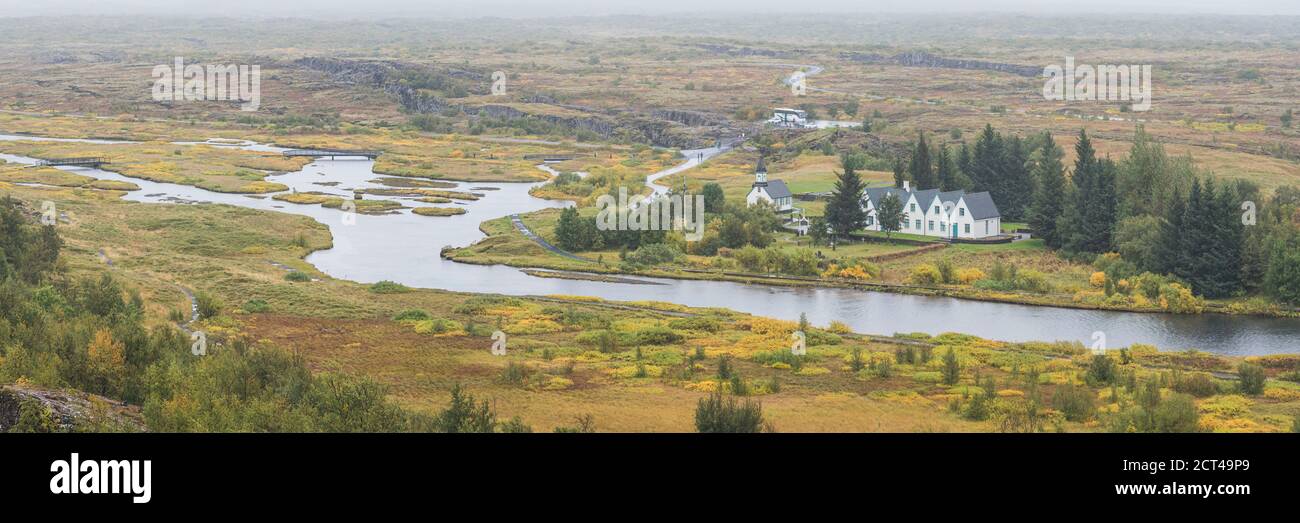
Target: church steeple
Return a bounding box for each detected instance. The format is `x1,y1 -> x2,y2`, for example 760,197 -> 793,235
754,155 -> 768,186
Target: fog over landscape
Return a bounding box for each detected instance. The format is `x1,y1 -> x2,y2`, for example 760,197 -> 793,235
1,0 -> 1298,17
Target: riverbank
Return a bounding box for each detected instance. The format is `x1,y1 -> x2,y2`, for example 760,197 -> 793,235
11,177 -> 1300,433
6,127 -> 1300,353
445,212 -> 1300,320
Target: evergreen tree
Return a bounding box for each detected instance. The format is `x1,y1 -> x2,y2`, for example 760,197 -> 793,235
957,142 -> 973,185
1266,229 -> 1300,305
936,145 -> 959,191
1061,129 -> 1117,254
825,154 -> 868,247
942,348 -> 961,385
892,158 -> 908,188
1028,133 -> 1067,249
970,124 -> 1003,192
1000,135 -> 1035,221
1153,186 -> 1188,275
554,206 -> 585,252
701,182 -> 725,213
908,132 -> 935,189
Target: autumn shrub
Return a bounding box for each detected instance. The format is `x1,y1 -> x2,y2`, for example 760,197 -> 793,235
632,325 -> 683,345
1159,283 -> 1203,313
955,268 -> 985,284
1173,372 -> 1220,397
369,280 -> 410,294
909,264 -> 942,285
195,290 -> 223,319
1085,354 -> 1117,386
694,392 -> 765,433
1238,362 -> 1266,395
393,309 -> 431,321
753,349 -> 804,371
1054,383 -> 1096,422
668,317 -> 720,332
499,362 -> 531,386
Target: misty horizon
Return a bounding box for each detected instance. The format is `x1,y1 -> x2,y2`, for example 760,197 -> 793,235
0,0 -> 1298,18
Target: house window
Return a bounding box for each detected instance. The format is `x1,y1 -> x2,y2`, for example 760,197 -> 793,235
866,216 -> 874,226
910,203 -> 916,212
960,208 -> 965,216
933,206 -> 939,214
914,219 -> 921,229
928,220 -> 934,231
964,224 -> 970,233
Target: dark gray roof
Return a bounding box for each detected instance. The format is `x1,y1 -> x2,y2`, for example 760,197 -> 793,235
963,191 -> 1000,219
938,190 -> 965,206
766,179 -> 792,199
862,186 -> 910,206
912,189 -> 940,209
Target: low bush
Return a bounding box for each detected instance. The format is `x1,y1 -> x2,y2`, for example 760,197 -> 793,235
284,271 -> 311,282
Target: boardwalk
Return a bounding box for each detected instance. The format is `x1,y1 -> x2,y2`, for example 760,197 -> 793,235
34,157 -> 106,168
282,149 -> 381,159
508,214 -> 596,263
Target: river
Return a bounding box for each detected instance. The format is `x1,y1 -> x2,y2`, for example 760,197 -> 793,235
2,133 -> 1299,355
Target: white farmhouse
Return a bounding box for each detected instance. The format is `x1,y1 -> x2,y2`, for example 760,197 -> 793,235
745,156 -> 794,212
861,181 -> 1002,239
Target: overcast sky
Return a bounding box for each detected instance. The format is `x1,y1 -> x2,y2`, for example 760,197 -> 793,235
0,0 -> 1296,17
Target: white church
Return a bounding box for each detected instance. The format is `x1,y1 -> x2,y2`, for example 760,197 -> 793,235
745,156 -> 794,212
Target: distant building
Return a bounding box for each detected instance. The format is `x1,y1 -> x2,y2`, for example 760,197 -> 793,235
766,107 -> 810,128
745,156 -> 794,212
860,181 -> 1002,239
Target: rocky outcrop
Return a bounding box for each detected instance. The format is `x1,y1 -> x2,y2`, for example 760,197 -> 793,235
691,43 -> 786,58
0,384 -> 145,433
841,51 -> 1041,78
651,109 -> 727,127
295,57 -> 735,149
293,57 -> 488,114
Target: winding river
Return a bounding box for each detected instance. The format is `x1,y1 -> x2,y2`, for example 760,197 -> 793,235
2,133 -> 1299,355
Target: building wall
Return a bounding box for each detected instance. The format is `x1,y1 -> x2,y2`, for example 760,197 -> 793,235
862,195 -> 1001,239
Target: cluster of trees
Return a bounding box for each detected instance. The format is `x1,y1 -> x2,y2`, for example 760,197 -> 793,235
1028,128 -> 1300,302
553,186 -> 780,258
890,125 -> 1037,220
0,196 -> 536,433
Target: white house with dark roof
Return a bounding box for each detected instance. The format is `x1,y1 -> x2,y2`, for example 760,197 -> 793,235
746,156 -> 795,212
861,181 -> 1002,239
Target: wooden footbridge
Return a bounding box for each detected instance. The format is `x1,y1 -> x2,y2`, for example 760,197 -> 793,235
522,153 -> 593,162
33,157 -> 107,168
282,149 -> 382,159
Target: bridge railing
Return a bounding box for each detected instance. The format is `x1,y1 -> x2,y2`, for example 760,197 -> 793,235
281,149 -> 382,158
34,157 -> 106,167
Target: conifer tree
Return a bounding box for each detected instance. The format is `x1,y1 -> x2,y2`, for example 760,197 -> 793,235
1028,133 -> 1067,249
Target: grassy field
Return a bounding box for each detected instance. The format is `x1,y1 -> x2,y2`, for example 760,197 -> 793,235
2,15 -> 1299,432
10,174 -> 1300,432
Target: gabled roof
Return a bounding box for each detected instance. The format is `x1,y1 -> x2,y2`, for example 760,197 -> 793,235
962,191 -> 1001,219
912,189 -> 940,210
862,186 -> 911,207
938,190 -> 965,206
766,179 -> 792,199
